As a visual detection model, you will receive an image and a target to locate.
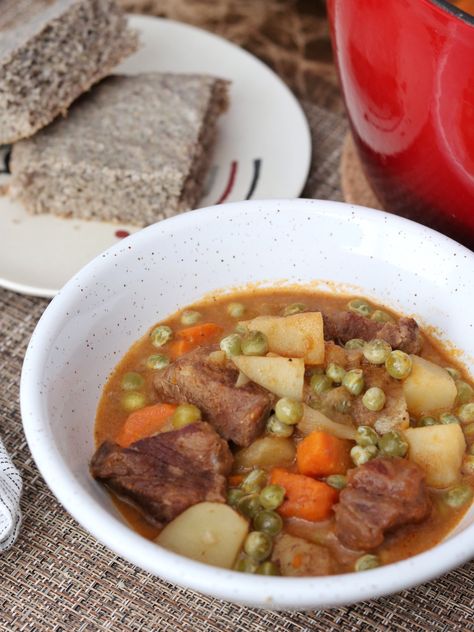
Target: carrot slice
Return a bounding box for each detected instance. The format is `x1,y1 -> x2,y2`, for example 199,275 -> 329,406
270,468 -> 338,522
177,322 -> 223,343
228,474 -> 244,487
292,554 -> 303,569
296,431 -> 352,478
168,339 -> 194,360
169,323 -> 224,359
116,403 -> 177,447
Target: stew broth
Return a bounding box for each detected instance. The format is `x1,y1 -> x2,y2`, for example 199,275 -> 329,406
94,289 -> 474,575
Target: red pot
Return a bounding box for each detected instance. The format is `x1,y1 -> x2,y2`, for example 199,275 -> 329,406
328,0 -> 474,249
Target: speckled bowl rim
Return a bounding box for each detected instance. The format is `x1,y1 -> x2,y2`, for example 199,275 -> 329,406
20,199 -> 474,610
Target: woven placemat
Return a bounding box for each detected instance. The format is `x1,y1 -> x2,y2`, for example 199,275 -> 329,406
1,101 -> 474,631
340,133 -> 382,210
119,0 -> 344,113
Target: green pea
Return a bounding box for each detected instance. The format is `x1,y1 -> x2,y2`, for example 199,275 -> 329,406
443,484 -> 473,508
308,366 -> 325,376
241,469 -> 267,494
234,557 -> 258,573
356,425 -> 379,447
334,397 -> 352,414
275,398 -> 303,425
379,430 -> 408,457
220,333 -> 242,358
385,350 -> 412,380
463,423 -> 474,440
350,444 -> 378,466
266,415 -> 294,438
237,494 -> 262,519
347,298 -> 373,318
171,403 -> 201,429
244,531 -> 273,562
121,371 -> 145,390
371,310 -> 394,324
342,369 -> 365,396
439,413 -> 460,425
227,302 -> 246,318
458,403 -> 474,424
345,339 -> 365,350
456,380 -> 474,404
235,323 -> 249,336
355,554 -> 380,572
146,354 -> 169,370
227,488 -> 245,508
445,367 -> 461,380
418,416 -> 437,427
150,325 -> 173,348
307,396 -> 323,411
326,363 -> 346,384
256,561 -> 280,576
121,391 -> 147,412
241,330 -> 269,356
253,510 -> 283,536
283,303 -> 306,316
326,474 -> 347,490
180,310 -> 201,326
363,339 -> 392,365
259,484 -> 286,510
462,455 -> 474,475
310,373 -> 333,395
362,387 -> 386,412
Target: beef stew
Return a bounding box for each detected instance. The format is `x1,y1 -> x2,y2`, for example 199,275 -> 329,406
92,289 -> 474,575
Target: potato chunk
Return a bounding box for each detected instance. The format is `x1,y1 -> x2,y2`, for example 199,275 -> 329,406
234,437 -> 296,470
243,312 -> 324,364
298,404 -> 357,441
403,355 -> 457,416
405,424 -> 466,488
232,355 -> 304,400
156,502 -> 248,569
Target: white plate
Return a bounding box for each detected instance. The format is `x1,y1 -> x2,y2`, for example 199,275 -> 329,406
0,15 -> 311,298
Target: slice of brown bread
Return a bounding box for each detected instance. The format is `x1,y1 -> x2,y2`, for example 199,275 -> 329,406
9,73 -> 230,225
0,0 -> 138,144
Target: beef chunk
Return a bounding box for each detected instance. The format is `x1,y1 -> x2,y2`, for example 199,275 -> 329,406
154,345 -> 274,446
323,312 -> 422,354
350,365 -> 410,434
324,341 -> 363,369
90,421 -> 233,528
334,457 -> 430,550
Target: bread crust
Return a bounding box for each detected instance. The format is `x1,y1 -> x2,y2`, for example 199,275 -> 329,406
10,73 -> 229,225
0,0 -> 138,144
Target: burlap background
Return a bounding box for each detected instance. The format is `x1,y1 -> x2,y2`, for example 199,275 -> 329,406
1,2 -> 473,629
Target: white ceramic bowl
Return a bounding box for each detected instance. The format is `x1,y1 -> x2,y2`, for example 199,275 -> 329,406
20,199 -> 474,610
